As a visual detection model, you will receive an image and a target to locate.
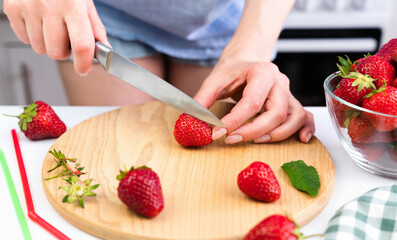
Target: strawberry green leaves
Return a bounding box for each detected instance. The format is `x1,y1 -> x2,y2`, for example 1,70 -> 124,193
281,160 -> 320,197
59,176 -> 100,208
45,149 -> 100,208
44,149 -> 84,180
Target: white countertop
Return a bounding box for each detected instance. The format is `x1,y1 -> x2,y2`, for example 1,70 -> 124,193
0,105 -> 394,240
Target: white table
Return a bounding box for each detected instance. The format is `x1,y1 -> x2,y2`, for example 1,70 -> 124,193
0,105 -> 394,239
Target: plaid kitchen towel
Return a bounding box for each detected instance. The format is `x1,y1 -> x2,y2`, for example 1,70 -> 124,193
325,184 -> 397,240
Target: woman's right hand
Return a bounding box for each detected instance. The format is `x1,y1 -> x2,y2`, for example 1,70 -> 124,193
3,0 -> 109,75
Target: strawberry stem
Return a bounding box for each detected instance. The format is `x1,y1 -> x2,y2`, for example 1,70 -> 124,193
44,169 -> 69,180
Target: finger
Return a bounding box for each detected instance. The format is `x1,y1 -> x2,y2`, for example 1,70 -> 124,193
194,79 -> 221,109
43,15 -> 71,60
298,111 -> 315,143
25,16 -> 46,54
65,9 -> 95,75
3,2 -> 30,44
9,17 -> 30,44
87,1 -> 110,47
254,96 -> 308,143
225,83 -> 288,144
220,74 -> 271,135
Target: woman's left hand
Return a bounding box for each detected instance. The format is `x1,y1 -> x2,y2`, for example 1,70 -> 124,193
194,58 -> 315,144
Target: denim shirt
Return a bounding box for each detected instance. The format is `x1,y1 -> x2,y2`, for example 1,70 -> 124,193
94,0 -> 244,60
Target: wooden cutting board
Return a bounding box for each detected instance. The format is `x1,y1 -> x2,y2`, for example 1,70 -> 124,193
42,101 -> 334,240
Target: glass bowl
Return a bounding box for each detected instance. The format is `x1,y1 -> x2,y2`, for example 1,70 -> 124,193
324,73 -> 397,178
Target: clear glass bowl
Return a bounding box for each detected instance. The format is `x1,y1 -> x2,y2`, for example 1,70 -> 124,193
324,73 -> 397,178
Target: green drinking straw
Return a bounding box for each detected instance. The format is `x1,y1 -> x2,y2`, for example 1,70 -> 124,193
0,149 -> 32,240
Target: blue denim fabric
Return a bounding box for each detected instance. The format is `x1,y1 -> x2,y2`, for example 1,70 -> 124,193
94,0 -> 244,60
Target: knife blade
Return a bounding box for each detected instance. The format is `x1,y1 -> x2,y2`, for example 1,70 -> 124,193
94,42 -> 226,127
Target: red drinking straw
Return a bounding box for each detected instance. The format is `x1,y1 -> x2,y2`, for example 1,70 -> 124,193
11,129 -> 70,240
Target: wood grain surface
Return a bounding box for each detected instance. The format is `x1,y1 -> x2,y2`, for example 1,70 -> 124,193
42,101 -> 335,240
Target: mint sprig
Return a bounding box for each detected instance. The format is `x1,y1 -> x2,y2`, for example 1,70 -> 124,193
281,160 -> 320,197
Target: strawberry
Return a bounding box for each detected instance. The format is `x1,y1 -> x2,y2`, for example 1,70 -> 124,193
243,214 -> 303,240
4,101 -> 66,140
356,55 -> 395,89
352,142 -> 386,162
237,161 -> 281,202
376,38 -> 397,66
330,98 -> 349,128
362,86 -> 397,131
333,72 -> 376,106
347,113 -> 394,143
351,56 -> 366,71
173,113 -> 213,147
117,166 -> 164,218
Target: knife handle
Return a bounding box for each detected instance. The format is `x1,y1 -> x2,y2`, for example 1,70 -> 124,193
94,41 -> 113,71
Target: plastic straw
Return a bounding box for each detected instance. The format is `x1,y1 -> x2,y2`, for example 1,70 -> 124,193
0,149 -> 32,240
11,129 -> 70,240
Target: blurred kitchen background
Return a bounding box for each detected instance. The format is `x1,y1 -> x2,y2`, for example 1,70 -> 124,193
0,0 -> 397,106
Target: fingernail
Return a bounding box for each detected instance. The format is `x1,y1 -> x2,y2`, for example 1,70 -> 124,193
212,128 -> 227,140
254,134 -> 271,143
305,133 -> 312,143
225,135 -> 243,144
105,40 -> 112,48
78,72 -> 88,77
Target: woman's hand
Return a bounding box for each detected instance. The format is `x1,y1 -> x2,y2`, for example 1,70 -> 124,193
3,0 -> 109,75
194,58 -> 315,144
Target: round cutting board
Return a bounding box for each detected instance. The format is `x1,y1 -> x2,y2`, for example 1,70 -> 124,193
42,101 -> 334,240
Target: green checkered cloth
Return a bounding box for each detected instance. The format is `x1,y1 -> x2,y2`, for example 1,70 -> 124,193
325,184 -> 397,240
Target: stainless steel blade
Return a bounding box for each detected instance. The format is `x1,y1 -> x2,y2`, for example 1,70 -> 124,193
95,42 -> 226,127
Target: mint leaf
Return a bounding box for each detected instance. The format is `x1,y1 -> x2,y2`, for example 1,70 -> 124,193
281,160 -> 320,197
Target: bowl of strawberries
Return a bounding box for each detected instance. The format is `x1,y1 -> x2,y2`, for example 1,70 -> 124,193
324,38 -> 397,178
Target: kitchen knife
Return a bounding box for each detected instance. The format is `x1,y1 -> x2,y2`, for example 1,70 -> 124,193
94,42 -> 226,127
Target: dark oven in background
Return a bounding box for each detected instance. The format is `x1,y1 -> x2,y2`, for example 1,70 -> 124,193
273,28 -> 382,106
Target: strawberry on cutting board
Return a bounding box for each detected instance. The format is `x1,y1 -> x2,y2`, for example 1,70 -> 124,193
174,113 -> 213,147
117,166 -> 164,218
243,214 -> 304,240
4,100 -> 66,140
237,161 -> 281,202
